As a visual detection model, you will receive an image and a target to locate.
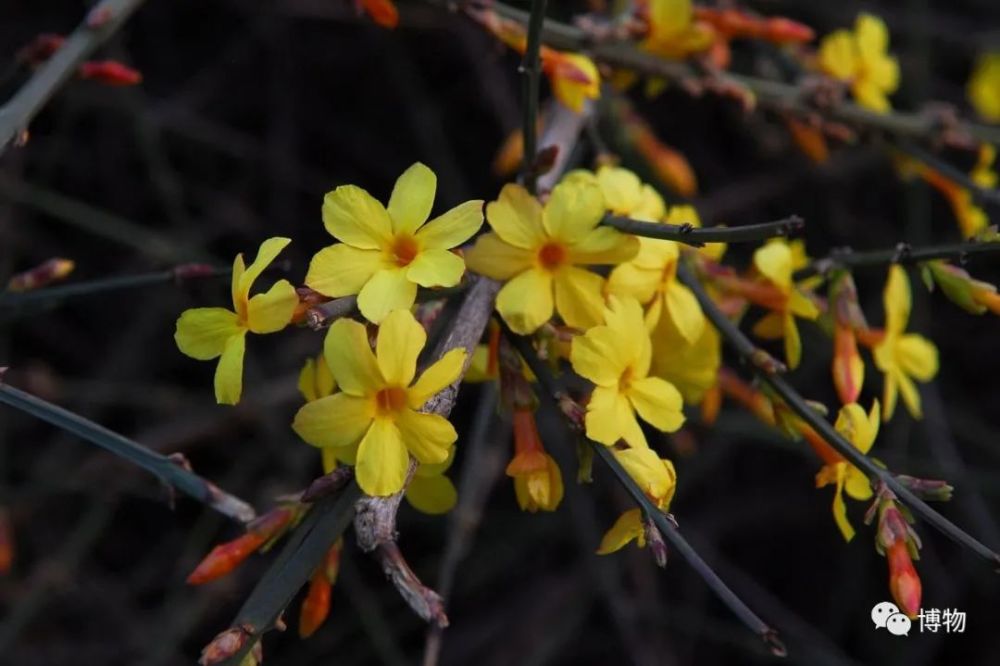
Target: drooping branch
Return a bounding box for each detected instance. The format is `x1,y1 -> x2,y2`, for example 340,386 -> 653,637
0,0 -> 150,154
677,262 -> 1000,567
499,323 -> 786,656
0,383 -> 255,523
603,214 -> 804,247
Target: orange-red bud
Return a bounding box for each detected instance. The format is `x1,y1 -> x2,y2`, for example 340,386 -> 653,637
298,568 -> 332,638
358,0 -> 399,29
6,258 -> 75,292
78,60 -> 143,86
887,540 -> 922,618
832,323 -> 864,405
186,507 -> 294,584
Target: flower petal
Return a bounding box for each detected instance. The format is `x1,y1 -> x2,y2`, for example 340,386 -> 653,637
596,166 -> 643,215
783,313 -> 803,369
818,29 -> 857,81
464,233 -> 535,280
614,447 -> 676,500
387,162 -> 436,235
376,309 -> 426,386
293,393 -> 375,449
395,409 -> 455,464
175,308 -> 242,360
553,266 -> 606,330
247,279 -> 298,334
856,13 -> 889,59
844,466 -> 873,502
496,268 -> 554,335
596,508 -> 644,554
407,348 -> 467,408
586,385 -> 647,448
324,318 -> 384,396
355,418 -> 410,496
571,326 -> 628,386
237,237 -> 291,306
753,241 -> 792,290
830,464 -> 856,542
607,263 -> 659,304
897,334 -> 938,382
357,268 -> 418,324
416,200 -> 484,249
664,281 -> 705,345
883,265 -> 911,334
486,184 -> 545,249
298,355 -> 336,402
322,185 -> 393,249
567,228 -> 639,265
214,330 -> 247,405
628,376 -> 685,433
543,180 -> 605,240
305,244 -> 388,297
406,475 -> 457,514
406,249 -> 465,288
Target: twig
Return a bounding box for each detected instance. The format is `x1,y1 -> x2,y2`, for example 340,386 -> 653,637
211,484 -> 361,665
500,323 -> 786,656
797,239 -> 1000,278
0,383 -> 255,523
0,0 -> 150,154
305,284 -> 469,331
603,214 -> 804,247
520,0 -> 548,193
677,262 -> 1000,567
0,264 -> 228,312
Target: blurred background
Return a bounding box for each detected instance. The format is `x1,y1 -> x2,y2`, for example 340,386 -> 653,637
1,1 -> 999,664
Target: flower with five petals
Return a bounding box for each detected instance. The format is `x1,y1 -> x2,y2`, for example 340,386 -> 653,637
175,237 -> 298,405
818,13 -> 899,113
292,309 -> 467,496
815,401 -> 879,541
465,181 -> 638,334
306,163 -> 483,324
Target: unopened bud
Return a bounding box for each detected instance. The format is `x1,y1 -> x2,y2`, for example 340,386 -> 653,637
6,258 -> 75,292
887,540 -> 922,618
199,626 -> 252,665
78,60 -> 142,86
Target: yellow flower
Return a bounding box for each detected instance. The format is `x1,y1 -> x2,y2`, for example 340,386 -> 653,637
571,296 -> 685,448
465,181 -> 638,334
649,311 -> 720,405
306,163 -> 484,324
405,449 -> 458,515
292,309 -> 467,496
564,166 -> 666,221
750,240 -> 820,369
175,237 -> 298,405
607,206 -> 706,344
642,0 -> 715,60
818,13 -> 899,113
542,49 -> 601,113
597,448 -> 677,555
815,401 -> 879,541
968,53 -> 1000,123
872,266 -> 939,421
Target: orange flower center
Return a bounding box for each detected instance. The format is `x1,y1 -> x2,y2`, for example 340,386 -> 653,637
618,366 -> 635,393
391,235 -> 419,267
537,242 -> 567,271
375,386 -> 408,415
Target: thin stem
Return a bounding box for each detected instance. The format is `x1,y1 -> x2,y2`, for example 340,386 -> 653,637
677,262 -> 1000,567
0,383 -> 255,523
0,264 -> 228,311
797,239 -> 1000,279
521,0 -> 548,193
305,283 -> 470,331
500,323 -> 786,656
603,214 -> 803,247
0,0 -> 150,154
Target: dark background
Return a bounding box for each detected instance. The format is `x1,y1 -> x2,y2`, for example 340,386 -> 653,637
1,1 -> 999,665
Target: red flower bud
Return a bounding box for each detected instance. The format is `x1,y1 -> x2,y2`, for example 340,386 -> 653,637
78,60 -> 142,86
887,540 -> 922,618
298,568 -> 332,638
186,507 -> 294,584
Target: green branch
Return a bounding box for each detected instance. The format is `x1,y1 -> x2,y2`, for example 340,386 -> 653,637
500,323 -> 786,656
603,214 -> 803,247
0,383 -> 255,523
0,0 -> 150,153
214,484 -> 361,665
796,240 -> 1000,279
521,0 -> 548,193
677,262 -> 1000,567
